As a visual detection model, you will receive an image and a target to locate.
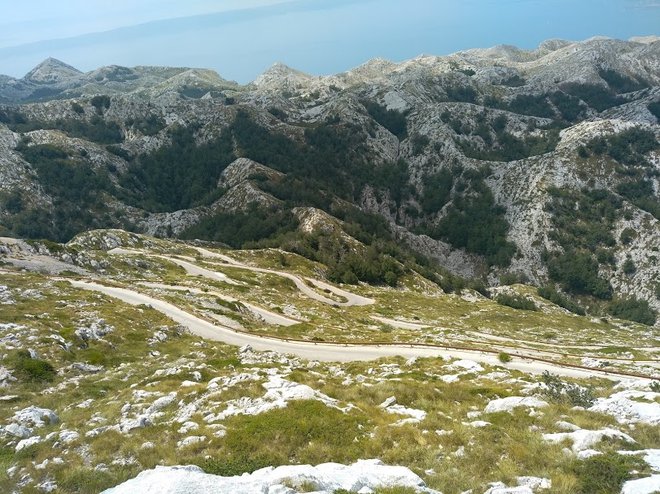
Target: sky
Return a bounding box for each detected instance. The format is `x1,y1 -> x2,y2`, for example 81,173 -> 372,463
0,0 -> 658,83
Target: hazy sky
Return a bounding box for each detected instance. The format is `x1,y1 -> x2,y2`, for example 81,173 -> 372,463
0,0 -> 658,83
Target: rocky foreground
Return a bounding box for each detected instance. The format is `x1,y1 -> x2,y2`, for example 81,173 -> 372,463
0,230 -> 659,493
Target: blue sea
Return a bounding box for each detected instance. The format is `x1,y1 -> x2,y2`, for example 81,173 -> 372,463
0,0 -> 658,83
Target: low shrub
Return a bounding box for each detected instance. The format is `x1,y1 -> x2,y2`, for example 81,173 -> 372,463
572,452 -> 645,494
608,297 -> 657,326
541,371 -> 595,407
537,285 -> 586,315
495,293 -> 537,311
9,350 -> 56,383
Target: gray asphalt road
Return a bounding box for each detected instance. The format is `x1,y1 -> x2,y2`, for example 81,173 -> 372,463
68,279 -> 648,382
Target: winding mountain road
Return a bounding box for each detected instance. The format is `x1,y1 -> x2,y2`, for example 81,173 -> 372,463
108,248 -> 374,307
67,279 -> 653,382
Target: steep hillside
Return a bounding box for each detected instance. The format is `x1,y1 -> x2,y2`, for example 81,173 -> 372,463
0,36 -> 659,327
0,230 -> 658,493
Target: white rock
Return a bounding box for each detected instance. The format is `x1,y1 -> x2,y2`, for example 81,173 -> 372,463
516,476 -> 551,490
464,421 -> 491,428
380,396 -> 397,408
100,460 -> 440,494
386,404 -> 427,426
440,374 -> 460,383
215,374 -> 346,421
555,421 -> 579,431
3,423 -> 33,438
484,397 -> 548,414
16,435 -> 42,451
36,479 -> 57,492
0,366 -> 16,387
618,449 -> 660,472
542,428 -> 635,453
577,449 -> 602,459
380,397 -> 427,426
72,363 -> 104,373
487,488 -> 532,494
58,430 -> 80,444
12,406 -> 59,427
147,393 -> 177,414
77,399 -> 95,409
177,422 -> 199,434
621,475 -> 660,494
119,416 -> 151,433
177,436 -> 206,448
448,360 -> 484,373
589,390 -> 660,425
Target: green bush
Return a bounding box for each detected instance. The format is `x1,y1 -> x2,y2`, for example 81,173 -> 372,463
598,69 -> 648,94
608,297 -> 657,326
562,83 -> 624,112
547,250 -> 612,299
90,95 -> 111,114
495,293 -> 537,311
420,169 -> 454,214
498,352 -> 512,363
619,228 -> 635,245
57,467 -> 126,494
572,452 -> 645,494
16,144 -> 115,241
537,285 -> 586,315
541,372 -> 595,407
445,84 -> 477,103
363,101 -> 408,139
622,258 -> 636,275
648,100 -> 660,121
9,350 -> 56,383
126,115 -> 166,136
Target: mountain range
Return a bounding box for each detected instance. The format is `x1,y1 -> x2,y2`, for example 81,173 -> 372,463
0,35 -> 659,326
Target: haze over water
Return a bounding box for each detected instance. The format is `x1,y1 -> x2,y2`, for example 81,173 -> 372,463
0,0 -> 657,83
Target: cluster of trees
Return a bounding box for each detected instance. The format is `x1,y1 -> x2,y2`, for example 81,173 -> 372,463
545,187 -> 620,299
444,109 -> 560,162
362,101 -> 408,139
537,285 -> 586,315
580,127 -> 659,167
495,293 -> 537,311
561,82 -> 623,112
126,114 -> 166,136
460,127 -> 560,162
0,107 -> 123,144
598,68 -> 649,94
119,123 -> 235,212
420,169 -> 454,214
649,100 -> 660,121
483,91 -> 585,122
10,143 -> 116,241
181,205 -> 299,248
578,128 -> 659,219
608,297 -> 657,326
417,169 -> 516,267
546,250 -> 613,300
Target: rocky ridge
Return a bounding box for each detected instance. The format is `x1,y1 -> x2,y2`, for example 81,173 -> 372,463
0,36 -> 659,324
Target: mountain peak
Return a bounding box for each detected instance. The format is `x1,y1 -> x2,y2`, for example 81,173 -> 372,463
253,62 -> 312,89
23,57 -> 82,84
